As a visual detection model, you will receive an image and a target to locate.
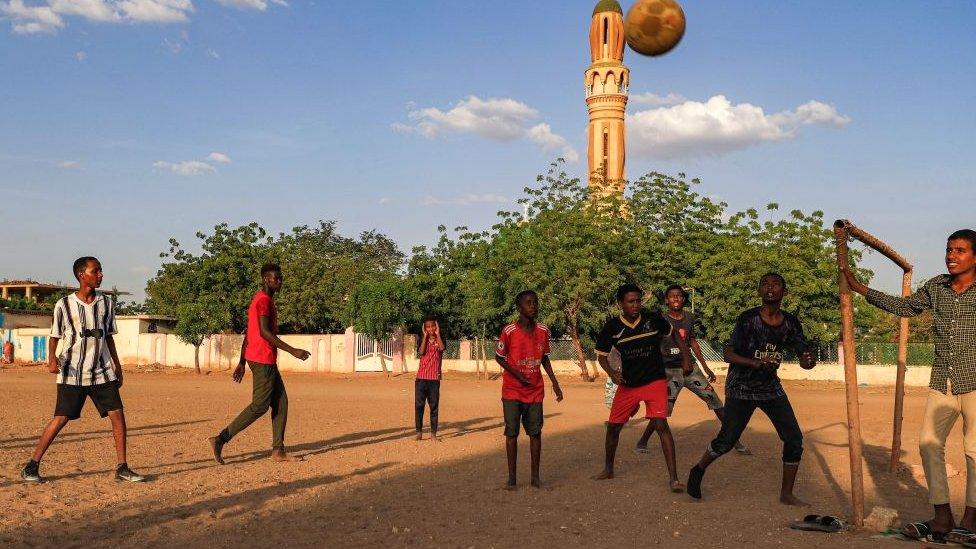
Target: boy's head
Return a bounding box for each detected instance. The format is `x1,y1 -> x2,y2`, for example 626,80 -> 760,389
663,284 -> 688,312
514,290 -> 538,319
759,272 -> 787,304
422,315 -> 438,335
615,283 -> 643,318
946,230 -> 976,277
72,256 -> 102,288
261,263 -> 282,291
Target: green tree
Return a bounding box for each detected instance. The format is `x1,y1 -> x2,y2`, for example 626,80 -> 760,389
173,299 -> 231,374
344,272 -> 418,375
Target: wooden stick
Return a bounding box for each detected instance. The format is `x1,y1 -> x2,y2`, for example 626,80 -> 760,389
836,219 -> 915,473
833,223 -> 866,527
890,270 -> 912,472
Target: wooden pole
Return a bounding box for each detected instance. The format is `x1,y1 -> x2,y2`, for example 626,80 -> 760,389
890,270 -> 912,472
833,222 -> 866,527
837,219 -> 915,474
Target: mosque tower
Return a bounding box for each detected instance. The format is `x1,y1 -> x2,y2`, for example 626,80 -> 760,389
585,0 -> 629,196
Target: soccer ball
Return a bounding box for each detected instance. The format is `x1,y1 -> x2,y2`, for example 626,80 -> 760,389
624,0 -> 686,57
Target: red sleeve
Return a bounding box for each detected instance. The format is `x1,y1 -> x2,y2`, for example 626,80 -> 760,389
253,294 -> 273,318
496,328 -> 510,358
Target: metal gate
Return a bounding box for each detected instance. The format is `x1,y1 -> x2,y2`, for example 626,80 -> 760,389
354,334 -> 395,372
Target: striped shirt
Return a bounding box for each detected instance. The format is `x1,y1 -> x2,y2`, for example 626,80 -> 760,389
51,293 -> 118,386
416,336 -> 442,381
867,274 -> 976,395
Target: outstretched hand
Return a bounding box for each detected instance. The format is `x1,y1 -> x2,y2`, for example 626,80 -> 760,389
232,363 -> 246,383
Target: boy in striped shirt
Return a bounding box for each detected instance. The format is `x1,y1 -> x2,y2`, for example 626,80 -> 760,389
21,257 -> 145,483
494,290 -> 563,489
415,316 -> 444,441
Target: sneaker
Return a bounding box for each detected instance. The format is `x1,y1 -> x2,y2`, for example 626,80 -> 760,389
734,442 -> 753,455
115,463 -> 146,482
208,436 -> 225,465
21,461 -> 42,482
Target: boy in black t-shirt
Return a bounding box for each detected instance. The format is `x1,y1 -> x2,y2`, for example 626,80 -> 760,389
686,273 -> 816,505
636,285 -> 750,455
593,283 -> 692,492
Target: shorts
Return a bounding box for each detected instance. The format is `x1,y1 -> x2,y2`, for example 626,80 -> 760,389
608,379 -> 668,424
502,400 -> 543,437
666,366 -> 723,415
55,382 -> 124,420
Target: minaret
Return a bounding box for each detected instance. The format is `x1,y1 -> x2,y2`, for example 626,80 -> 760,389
585,0 -> 629,196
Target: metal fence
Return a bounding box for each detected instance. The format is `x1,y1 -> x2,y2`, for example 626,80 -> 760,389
440,339 -> 936,367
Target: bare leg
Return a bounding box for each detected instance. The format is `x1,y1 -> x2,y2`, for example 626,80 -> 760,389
651,419 -> 682,491
779,463 -> 809,506
31,416 -> 70,462
506,436 -> 518,488
593,423 -> 623,480
636,422 -> 654,452
529,434 -> 541,488
107,410 -> 127,465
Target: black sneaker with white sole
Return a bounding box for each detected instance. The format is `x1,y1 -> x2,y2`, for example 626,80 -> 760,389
115,463 -> 146,482
21,460 -> 42,482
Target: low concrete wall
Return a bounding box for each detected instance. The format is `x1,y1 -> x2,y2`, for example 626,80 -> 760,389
405,357 -> 932,388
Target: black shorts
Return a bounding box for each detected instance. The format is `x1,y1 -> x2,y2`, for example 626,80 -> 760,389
55,382 -> 124,420
502,400 -> 543,437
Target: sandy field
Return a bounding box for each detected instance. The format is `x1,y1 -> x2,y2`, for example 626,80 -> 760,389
0,364 -> 963,548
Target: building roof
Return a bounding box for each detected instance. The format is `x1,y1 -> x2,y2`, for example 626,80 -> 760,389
0,279 -> 130,296
593,0 -> 622,16
0,308 -> 54,317
117,315 -> 176,321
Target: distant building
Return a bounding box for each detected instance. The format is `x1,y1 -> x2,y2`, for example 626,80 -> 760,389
0,279 -> 129,305
585,0 -> 629,196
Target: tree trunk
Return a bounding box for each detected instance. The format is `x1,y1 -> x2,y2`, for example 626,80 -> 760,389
566,319 -> 593,382
194,343 -> 201,374
377,340 -> 390,378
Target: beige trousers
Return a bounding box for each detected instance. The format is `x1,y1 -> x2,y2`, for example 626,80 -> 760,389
919,388 -> 976,506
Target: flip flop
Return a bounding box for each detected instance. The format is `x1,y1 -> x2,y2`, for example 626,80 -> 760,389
902,521 -> 949,544
634,446 -> 651,454
789,514 -> 849,533
946,527 -> 976,545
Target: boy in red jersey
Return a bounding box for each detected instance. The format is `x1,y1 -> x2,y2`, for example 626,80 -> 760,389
415,316 -> 445,441
495,290 -> 563,489
208,263 -> 310,464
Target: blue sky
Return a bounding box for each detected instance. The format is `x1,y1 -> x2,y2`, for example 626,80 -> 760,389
1,0 -> 974,300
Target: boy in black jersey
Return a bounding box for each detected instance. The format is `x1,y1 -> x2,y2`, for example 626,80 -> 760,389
593,283 -> 692,492
687,273 -> 816,505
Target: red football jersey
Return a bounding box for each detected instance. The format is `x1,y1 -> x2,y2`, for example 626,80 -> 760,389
496,322 -> 551,403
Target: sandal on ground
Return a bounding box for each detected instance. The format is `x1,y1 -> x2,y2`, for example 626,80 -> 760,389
946,527 -> 976,545
789,514 -> 848,533
903,522 -> 948,544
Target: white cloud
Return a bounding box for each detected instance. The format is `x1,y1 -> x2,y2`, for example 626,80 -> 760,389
627,94 -> 850,159
49,0 -> 119,22
420,193 -> 510,207
214,0 -> 288,10
206,151 -> 231,163
59,160 -> 81,168
153,159 -> 215,175
75,50 -> 86,61
630,92 -> 687,107
2,0 -> 64,34
206,47 -> 219,59
395,95 -> 579,162
2,0 -> 278,34
527,123 -> 579,163
378,197 -> 393,205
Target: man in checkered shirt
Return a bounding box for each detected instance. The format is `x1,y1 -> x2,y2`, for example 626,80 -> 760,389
844,229 -> 976,543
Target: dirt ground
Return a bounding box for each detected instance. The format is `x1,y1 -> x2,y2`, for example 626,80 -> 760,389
0,364 -> 963,548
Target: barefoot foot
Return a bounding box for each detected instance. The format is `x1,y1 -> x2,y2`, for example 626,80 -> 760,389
415,432 -> 423,441
670,480 -> 685,493
779,493 -> 810,507
505,478 -> 517,491
531,477 -> 541,488
271,450 -> 301,462
591,469 -> 614,480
